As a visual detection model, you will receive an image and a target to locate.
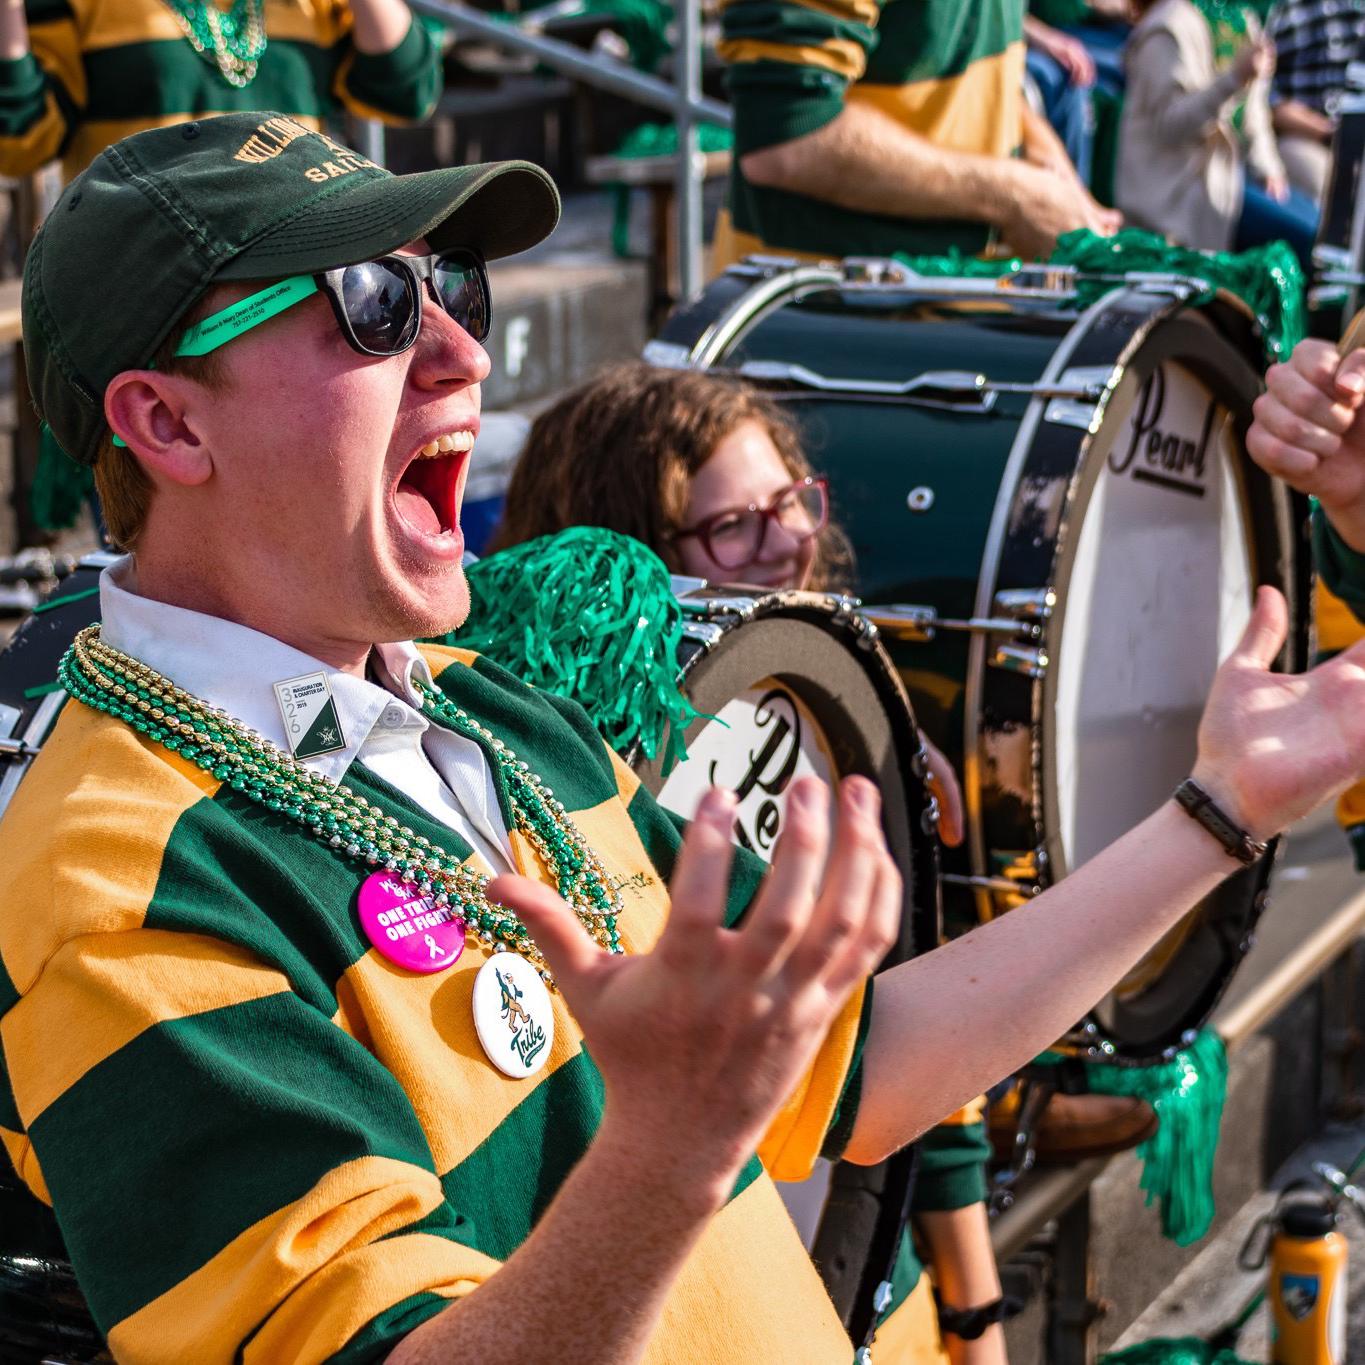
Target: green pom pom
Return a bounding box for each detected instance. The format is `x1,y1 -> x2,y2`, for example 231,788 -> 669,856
894,228 -> 1305,364
1037,1029 -> 1229,1247
436,528 -> 702,769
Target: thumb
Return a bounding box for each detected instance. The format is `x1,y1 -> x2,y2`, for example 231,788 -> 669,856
486,874 -> 604,993
1231,586 -> 1288,670
1336,346 -> 1365,402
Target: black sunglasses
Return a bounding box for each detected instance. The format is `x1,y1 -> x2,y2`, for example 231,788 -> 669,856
173,249 -> 492,360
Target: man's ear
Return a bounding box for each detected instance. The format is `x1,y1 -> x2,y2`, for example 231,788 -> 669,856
104,370 -> 213,487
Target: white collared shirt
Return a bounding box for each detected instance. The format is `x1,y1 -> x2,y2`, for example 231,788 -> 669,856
99,558 -> 514,873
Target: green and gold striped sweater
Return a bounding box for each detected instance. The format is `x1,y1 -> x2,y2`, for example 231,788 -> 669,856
716,0 -> 1025,262
0,0 -> 441,182
0,643 -> 881,1363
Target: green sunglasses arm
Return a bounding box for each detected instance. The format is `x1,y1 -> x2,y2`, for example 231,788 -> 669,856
110,275 -> 319,448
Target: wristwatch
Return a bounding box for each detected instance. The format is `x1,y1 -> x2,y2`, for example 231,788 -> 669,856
1173,778 -> 1268,866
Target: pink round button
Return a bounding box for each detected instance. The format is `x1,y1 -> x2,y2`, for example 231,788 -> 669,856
357,871 -> 465,973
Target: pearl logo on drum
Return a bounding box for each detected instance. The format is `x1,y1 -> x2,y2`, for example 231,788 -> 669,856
1107,365 -> 1218,498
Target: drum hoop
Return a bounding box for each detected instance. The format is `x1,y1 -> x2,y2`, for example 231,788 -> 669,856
960,283 -> 1136,915
635,590 -> 941,958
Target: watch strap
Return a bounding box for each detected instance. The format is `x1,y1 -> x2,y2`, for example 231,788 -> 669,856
933,1291 -> 1019,1340
1173,778 -> 1268,866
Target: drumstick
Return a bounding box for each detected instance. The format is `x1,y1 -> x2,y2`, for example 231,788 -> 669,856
1342,307 -> 1365,357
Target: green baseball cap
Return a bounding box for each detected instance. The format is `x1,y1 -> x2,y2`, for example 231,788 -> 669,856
23,111 -> 561,467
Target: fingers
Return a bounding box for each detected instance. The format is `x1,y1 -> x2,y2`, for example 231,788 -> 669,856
1230,586 -> 1288,670
1286,339 -> 1353,401
823,842 -> 902,1000
655,786 -> 737,968
923,738 -> 965,848
489,874 -> 605,993
783,778 -> 898,986
1338,348 -> 1365,399
733,776 -> 830,976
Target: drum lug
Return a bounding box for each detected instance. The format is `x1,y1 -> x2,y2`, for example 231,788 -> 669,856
990,643 -> 1049,678
1043,366 -> 1115,430
830,594 -> 882,651
862,604 -> 939,643
993,587 -> 1056,622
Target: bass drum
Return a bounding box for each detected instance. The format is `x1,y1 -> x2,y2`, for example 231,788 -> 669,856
0,555 -> 113,1365
624,583 -> 939,1337
651,256 -> 1305,1064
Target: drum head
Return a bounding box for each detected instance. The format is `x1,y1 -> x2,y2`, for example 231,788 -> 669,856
631,604 -> 938,959
1040,307 -> 1285,1055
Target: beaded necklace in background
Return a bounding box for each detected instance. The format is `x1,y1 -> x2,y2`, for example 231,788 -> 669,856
59,625 -> 624,987
163,0 -> 268,88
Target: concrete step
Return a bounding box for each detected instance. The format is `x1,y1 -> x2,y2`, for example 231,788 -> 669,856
484,251 -> 647,411
483,194 -> 651,411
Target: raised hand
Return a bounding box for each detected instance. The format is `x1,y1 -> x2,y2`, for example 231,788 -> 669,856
489,776 -> 899,1201
1247,338 -> 1365,548
1192,587 -> 1365,841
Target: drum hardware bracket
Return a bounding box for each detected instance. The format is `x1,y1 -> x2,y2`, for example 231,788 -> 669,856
731,359 -> 1109,415
863,604 -> 1045,644
941,872 -> 1041,898
0,735 -> 41,761
1043,366 -> 1117,430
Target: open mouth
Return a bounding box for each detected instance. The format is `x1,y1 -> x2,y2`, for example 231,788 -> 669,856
394,432 -> 473,538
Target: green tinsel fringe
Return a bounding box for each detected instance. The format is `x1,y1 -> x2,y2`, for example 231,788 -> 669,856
434,527 -> 702,769
894,226 -> 1306,363
30,423 -> 93,532
1100,1339 -> 1255,1365
1041,1030 -> 1229,1246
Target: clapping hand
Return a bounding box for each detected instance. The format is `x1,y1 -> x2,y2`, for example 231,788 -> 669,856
490,776 -> 900,1201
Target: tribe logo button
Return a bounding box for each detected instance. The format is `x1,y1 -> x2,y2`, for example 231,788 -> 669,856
471,953 -> 554,1078
357,871 -> 464,973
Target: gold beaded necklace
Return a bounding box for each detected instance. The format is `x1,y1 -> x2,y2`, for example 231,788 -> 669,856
61,625 -> 625,987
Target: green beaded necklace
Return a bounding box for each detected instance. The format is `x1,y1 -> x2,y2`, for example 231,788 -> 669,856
163,0 -> 268,89
60,625 -> 624,986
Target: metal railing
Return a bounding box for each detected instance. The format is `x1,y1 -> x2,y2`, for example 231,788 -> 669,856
402,0 -> 731,301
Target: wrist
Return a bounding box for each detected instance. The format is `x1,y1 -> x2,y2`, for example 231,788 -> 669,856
593,1111 -> 739,1221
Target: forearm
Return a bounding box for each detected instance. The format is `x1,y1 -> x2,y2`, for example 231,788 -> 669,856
386,1120 -> 726,1364
0,0 -> 28,60
847,801 -> 1229,1162
348,0 -> 415,52
1021,100 -> 1075,177
920,1205 -> 1006,1365
739,101 -> 1021,228
1273,98 -> 1334,143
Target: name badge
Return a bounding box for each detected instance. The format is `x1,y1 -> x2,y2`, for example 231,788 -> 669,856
273,671 -> 347,759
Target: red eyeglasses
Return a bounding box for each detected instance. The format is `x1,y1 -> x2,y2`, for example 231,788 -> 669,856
673,476 -> 829,571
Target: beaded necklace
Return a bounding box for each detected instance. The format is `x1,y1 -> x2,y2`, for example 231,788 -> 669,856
59,625 -> 624,987
163,0 -> 268,89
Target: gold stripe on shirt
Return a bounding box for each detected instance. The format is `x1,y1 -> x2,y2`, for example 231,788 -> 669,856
0,705 -> 220,994
847,43 -> 1024,157
2,932 -> 291,1127
106,1157 -> 493,1365
717,36 -> 869,83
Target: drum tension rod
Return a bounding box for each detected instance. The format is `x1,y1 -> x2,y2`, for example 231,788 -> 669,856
0,735 -> 40,762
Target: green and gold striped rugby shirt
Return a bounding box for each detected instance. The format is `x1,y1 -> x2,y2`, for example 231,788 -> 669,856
0,642 -> 873,1364
716,0 -> 1026,263
0,0 -> 441,182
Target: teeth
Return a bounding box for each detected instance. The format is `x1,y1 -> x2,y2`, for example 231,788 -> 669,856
416,431 -> 474,459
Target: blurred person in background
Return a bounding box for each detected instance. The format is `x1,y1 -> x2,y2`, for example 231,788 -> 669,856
1118,0 -> 1319,267
715,0 -> 1120,267
1025,11 -> 1099,189
0,0 -> 441,184
1264,0 -> 1365,203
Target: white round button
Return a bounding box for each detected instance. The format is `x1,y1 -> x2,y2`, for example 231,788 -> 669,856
382,706 -> 406,728
471,952 -> 554,1078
